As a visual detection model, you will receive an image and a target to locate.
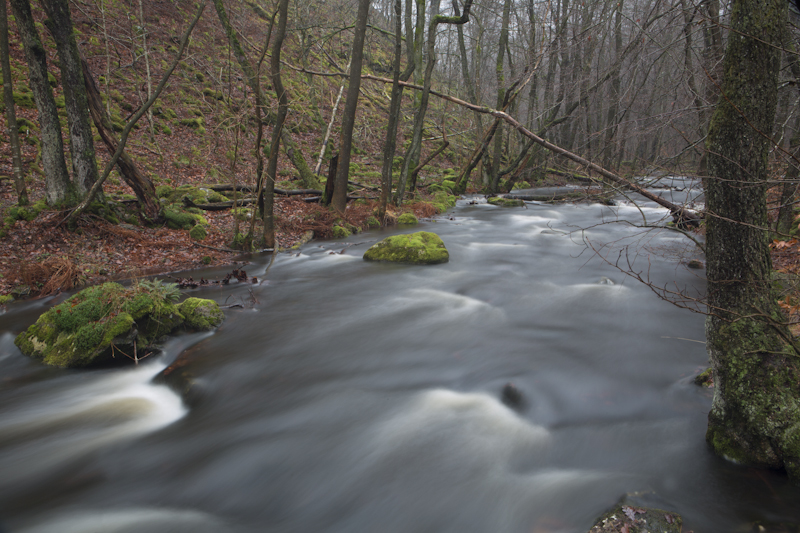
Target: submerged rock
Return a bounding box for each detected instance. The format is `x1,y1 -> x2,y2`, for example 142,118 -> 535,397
14,282 -> 224,368
501,382 -> 526,411
588,493 -> 682,533
363,231 -> 449,265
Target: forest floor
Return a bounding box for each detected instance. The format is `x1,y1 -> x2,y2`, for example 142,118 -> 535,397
0,172 -> 441,298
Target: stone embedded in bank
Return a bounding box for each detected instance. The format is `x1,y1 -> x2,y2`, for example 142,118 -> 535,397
363,231 -> 449,265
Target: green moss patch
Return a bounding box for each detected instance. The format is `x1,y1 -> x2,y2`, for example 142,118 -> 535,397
332,225 -> 351,239
178,298 -> 224,330
14,281 -> 224,368
363,231 -> 449,265
397,213 -> 418,225
488,197 -> 525,207
189,224 -> 207,241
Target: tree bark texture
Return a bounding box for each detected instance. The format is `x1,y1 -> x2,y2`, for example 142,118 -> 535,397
41,0 -> 99,198
10,0 -> 73,205
0,0 -> 28,205
704,0 -> 800,479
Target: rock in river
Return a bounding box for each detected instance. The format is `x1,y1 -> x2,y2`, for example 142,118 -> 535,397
363,231 -> 449,265
14,281 -> 224,368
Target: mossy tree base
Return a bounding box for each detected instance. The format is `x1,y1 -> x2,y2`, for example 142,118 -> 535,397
706,318 -> 800,478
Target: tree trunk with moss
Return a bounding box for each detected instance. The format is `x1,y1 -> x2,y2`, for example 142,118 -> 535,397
41,0 -> 100,199
281,128 -> 320,189
10,0 -> 74,206
0,0 -> 28,205
704,0 -> 800,479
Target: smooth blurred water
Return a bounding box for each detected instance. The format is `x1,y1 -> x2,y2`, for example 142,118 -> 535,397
1,178 -> 799,532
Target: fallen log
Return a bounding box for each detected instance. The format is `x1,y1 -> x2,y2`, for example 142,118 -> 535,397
505,192 -> 592,202
275,188 -> 323,196
302,195 -> 376,203
183,197 -> 257,210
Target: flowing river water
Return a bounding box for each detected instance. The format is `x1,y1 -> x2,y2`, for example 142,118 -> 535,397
2,178 -> 800,532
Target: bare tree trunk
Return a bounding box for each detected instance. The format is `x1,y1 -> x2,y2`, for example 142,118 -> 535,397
601,0 -> 622,170
263,0 -> 290,246
10,0 -> 74,206
0,0 -> 28,205
379,0 -> 407,219
41,0 -> 101,200
488,0 -> 511,193
331,0 -> 371,213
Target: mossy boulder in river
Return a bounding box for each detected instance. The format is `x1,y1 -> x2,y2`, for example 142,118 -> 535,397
488,196 -> 525,207
14,282 -> 224,368
363,231 -> 449,265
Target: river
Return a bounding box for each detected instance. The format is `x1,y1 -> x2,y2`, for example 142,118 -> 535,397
1,178 -> 799,532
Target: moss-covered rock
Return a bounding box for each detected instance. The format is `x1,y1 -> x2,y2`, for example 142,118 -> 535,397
694,367 -> 714,387
397,213 -> 418,225
178,298 -> 224,330
163,208 -> 207,230
363,231 -> 449,265
488,196 -> 525,207
14,282 -> 224,368
0,294 -> 13,305
588,499 -> 682,533
332,225 -> 351,239
189,224 -> 207,241
159,185 -> 226,206
365,216 -> 381,229
6,200 -> 47,223
432,191 -> 457,213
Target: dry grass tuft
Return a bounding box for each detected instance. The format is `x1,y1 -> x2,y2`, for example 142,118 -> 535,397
19,256 -> 84,296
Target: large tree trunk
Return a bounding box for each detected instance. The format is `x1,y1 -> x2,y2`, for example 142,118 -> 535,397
0,0 -> 28,205
81,57 -> 160,220
331,0 -> 370,213
41,0 -> 100,199
10,0 -> 74,206
704,0 -> 800,480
